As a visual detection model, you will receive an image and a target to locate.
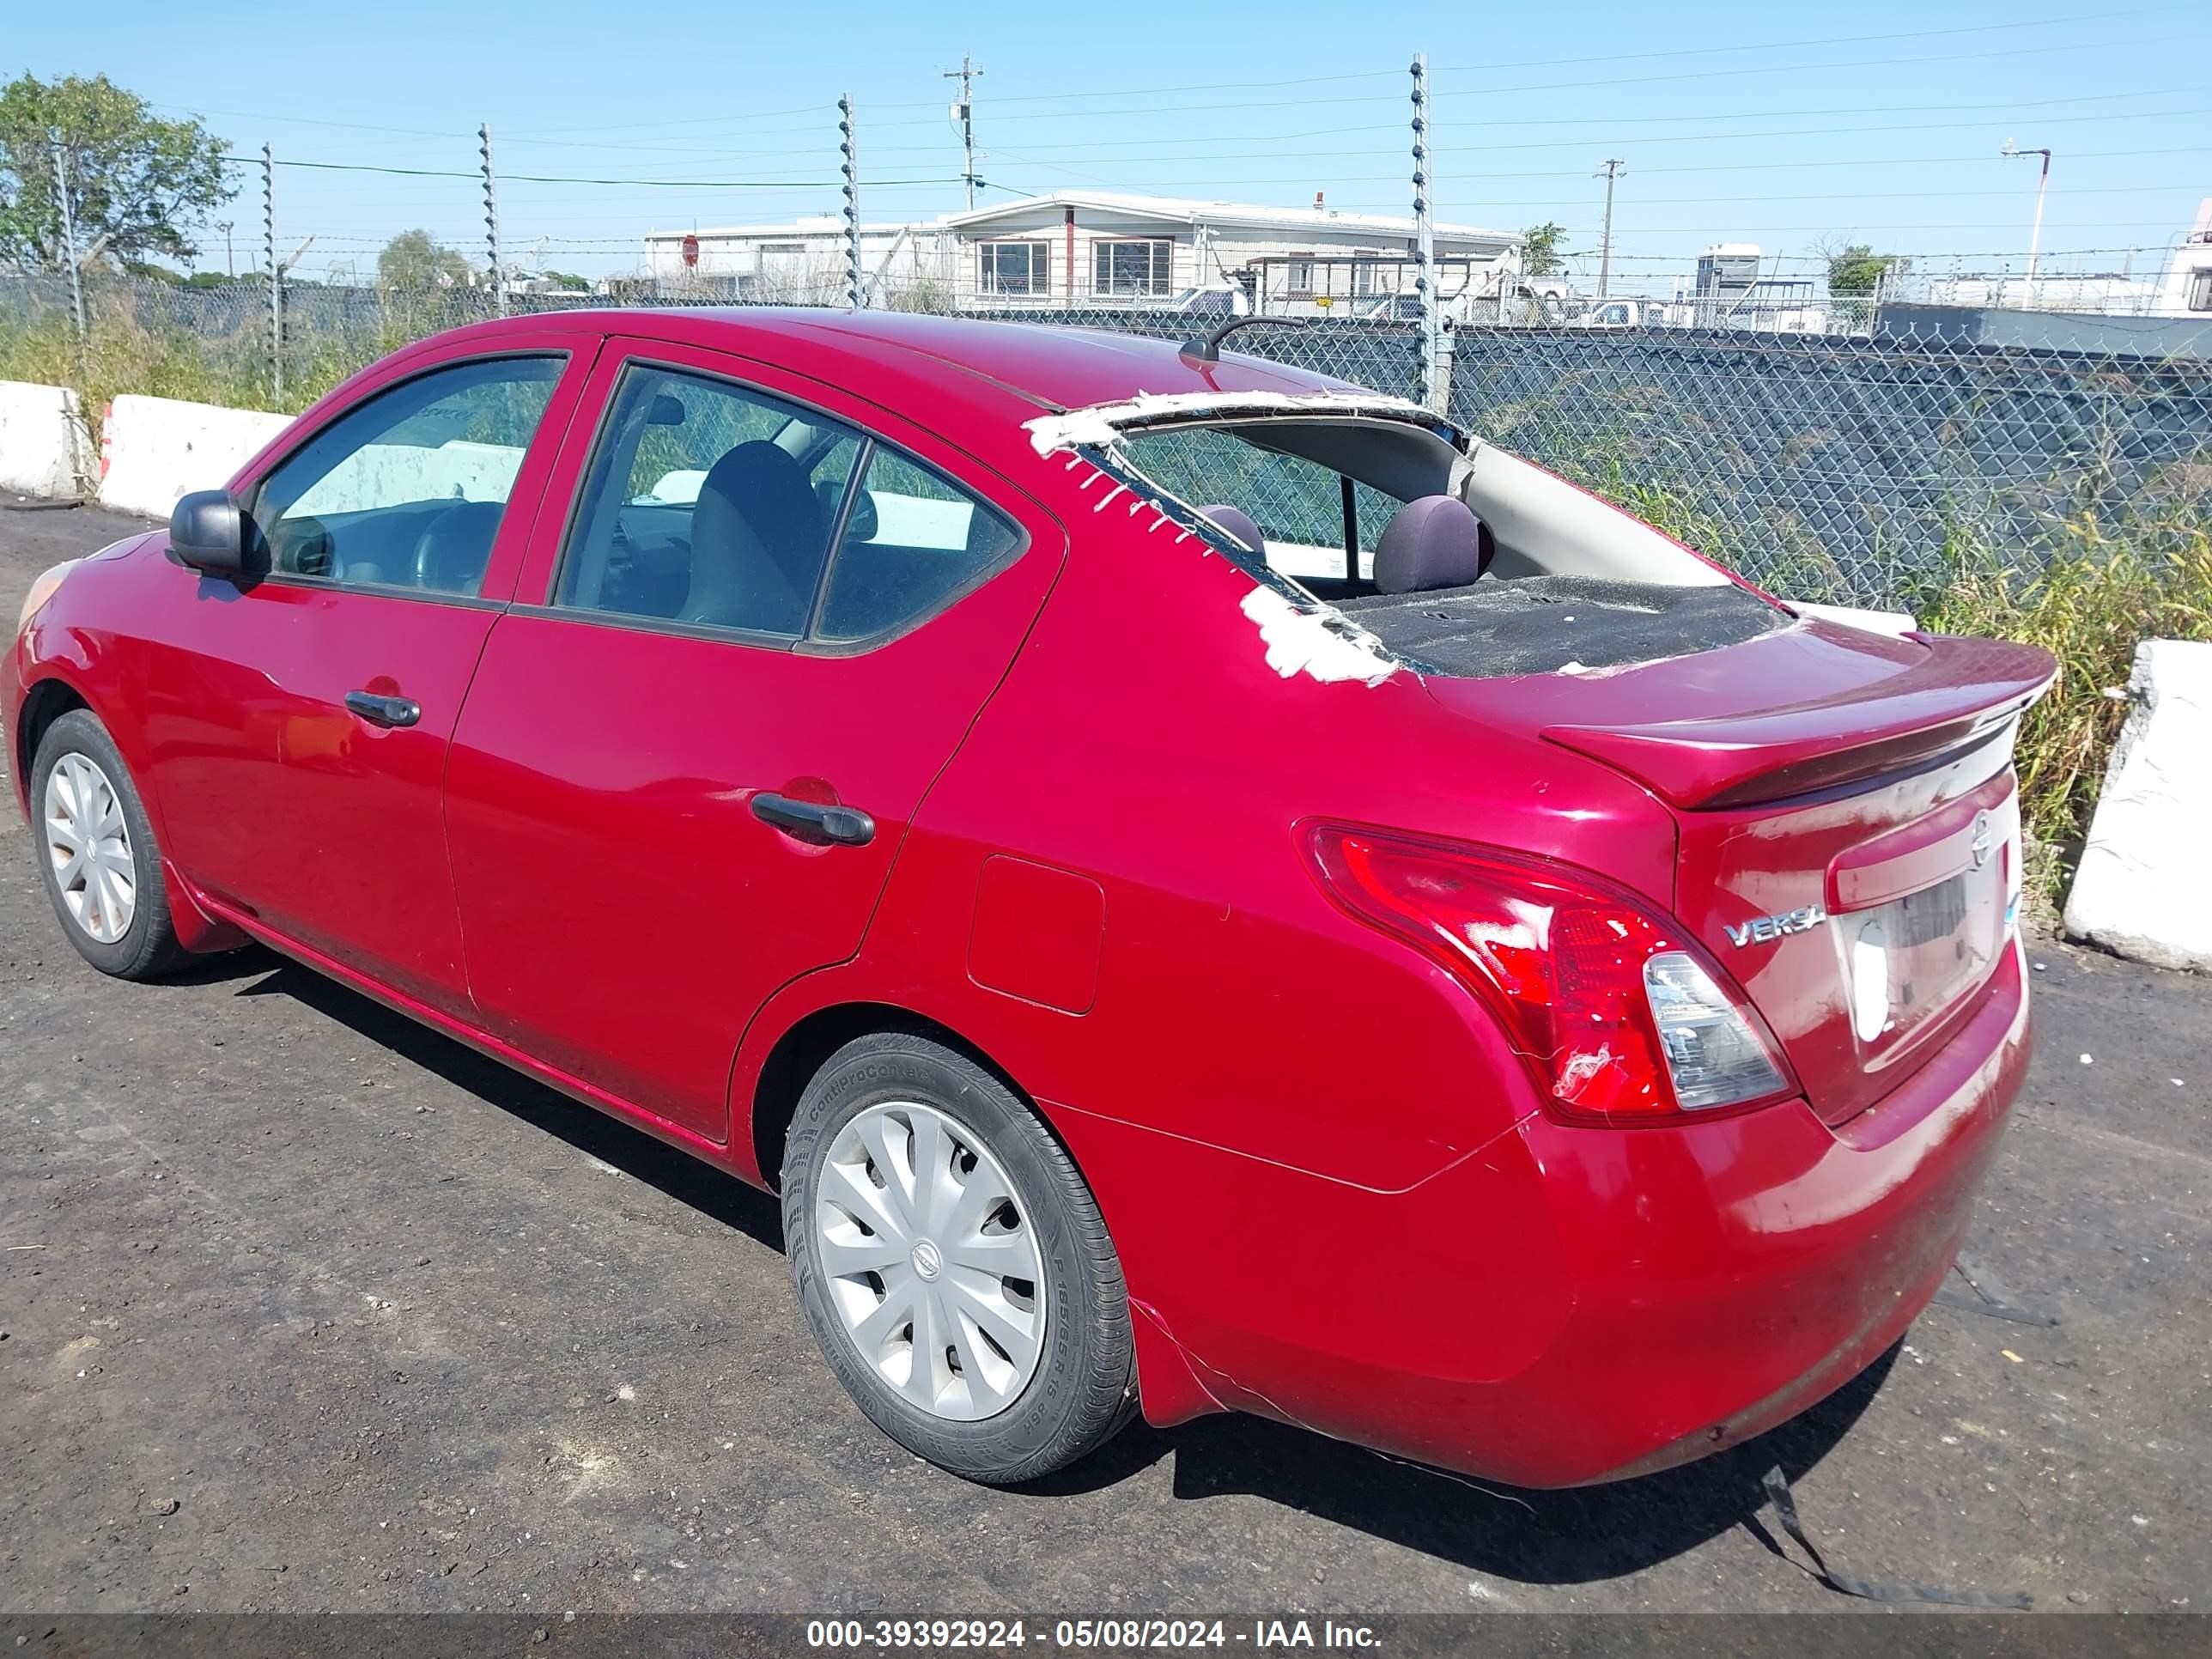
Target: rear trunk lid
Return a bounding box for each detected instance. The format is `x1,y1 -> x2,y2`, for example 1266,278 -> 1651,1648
1428,617 -> 2055,1125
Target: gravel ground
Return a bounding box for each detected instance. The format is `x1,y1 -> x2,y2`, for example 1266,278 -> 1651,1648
1,502 -> 2207,1619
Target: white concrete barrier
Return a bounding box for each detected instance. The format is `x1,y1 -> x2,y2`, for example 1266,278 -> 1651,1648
2064,639 -> 2212,973
97,393 -> 293,520
289,441 -> 526,517
0,380 -> 94,500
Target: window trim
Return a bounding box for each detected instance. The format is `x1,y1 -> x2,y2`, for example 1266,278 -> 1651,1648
1091,237 -> 1174,297
978,239 -> 1050,296
546,357 -> 856,644
2189,268 -> 2212,313
546,354 -> 1030,658
241,348 -> 572,602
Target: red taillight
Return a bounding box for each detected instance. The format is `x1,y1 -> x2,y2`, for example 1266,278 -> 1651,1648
1305,824 -> 1797,1127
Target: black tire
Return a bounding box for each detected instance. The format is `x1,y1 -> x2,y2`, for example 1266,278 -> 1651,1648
782,1032 -> 1137,1484
28,709 -> 189,981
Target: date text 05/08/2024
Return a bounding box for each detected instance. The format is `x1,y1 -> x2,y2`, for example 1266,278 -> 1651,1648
805,1620 -> 1383,1650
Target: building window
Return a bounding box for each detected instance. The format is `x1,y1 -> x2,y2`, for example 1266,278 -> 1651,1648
1286,255 -> 1313,295
1093,239 -> 1173,297
979,241 -> 1049,296
2191,269 -> 2212,313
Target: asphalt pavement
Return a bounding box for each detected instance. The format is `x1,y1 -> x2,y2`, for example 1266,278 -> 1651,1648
2,502 -> 2206,1618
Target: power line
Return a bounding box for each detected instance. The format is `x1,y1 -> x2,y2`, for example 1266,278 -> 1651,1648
960,113 -> 2212,173
972,143 -> 2207,196
906,7 -> 2171,109
902,85 -> 2205,158
152,6 -> 2169,143
216,155 -> 969,189
850,33 -> 2184,130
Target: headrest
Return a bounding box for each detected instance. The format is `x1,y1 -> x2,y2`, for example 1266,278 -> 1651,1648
699,441 -> 820,552
1372,495 -> 1492,595
817,478 -> 878,543
1196,504 -> 1264,555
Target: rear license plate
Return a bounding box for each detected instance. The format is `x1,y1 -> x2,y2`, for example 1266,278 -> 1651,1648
1842,868 -> 2001,1051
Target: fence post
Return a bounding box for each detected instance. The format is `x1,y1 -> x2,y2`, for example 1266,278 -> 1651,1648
839,95 -> 863,309
1410,53 -> 1443,413
481,124 -> 506,316
263,143 -> 283,405
49,133 -> 88,369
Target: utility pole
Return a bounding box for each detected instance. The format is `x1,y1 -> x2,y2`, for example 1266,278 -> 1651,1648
1595,159 -> 1624,298
264,143 -> 283,404
50,134 -> 87,362
944,55 -> 981,213
481,124 -> 506,315
2002,138 -> 2052,291
839,94 -> 863,308
1410,53 -> 1442,413
219,220 -> 235,277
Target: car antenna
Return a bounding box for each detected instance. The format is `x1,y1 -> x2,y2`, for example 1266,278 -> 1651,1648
1179,316 -> 1308,366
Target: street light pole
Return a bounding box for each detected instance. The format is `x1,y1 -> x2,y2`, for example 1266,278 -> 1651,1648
2002,138 -> 2052,295
1595,159 -> 1625,299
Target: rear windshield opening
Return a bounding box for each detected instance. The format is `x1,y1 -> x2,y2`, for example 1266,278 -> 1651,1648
1116,418 -> 1783,678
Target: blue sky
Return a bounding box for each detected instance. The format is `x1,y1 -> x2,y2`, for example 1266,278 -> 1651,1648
16,1 -> 2210,287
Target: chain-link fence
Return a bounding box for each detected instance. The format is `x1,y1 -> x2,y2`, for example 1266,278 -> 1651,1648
8,273 -> 2209,611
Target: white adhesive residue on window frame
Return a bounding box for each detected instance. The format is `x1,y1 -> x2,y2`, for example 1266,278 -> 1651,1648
1239,586 -> 1398,687
1021,389 -> 1440,456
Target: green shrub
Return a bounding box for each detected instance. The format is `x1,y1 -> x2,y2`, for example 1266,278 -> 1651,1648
1909,507 -> 2212,902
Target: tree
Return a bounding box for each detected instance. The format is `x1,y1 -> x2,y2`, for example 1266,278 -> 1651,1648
377,229 -> 473,290
1826,243 -> 1909,298
1522,222 -> 1568,279
0,73 -> 233,271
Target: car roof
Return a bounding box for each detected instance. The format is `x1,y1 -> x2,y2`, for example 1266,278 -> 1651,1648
433,307 -> 1359,417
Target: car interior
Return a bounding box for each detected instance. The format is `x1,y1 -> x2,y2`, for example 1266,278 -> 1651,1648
1120,417 -> 1784,676
561,388 -> 1018,641
247,356 -> 565,598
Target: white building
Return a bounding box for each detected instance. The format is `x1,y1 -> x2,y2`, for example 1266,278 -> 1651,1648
642,189 -> 1522,319
2154,197 -> 2212,316
641,216 -> 930,304
1910,196 -> 2212,319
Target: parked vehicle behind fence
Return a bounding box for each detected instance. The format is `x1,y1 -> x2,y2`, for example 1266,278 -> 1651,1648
7,308 -> 2051,1487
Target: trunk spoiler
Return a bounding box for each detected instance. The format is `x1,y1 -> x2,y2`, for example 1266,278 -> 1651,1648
1540,635 -> 2057,810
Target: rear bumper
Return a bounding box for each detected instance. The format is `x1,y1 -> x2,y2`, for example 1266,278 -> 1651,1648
1087,940 -> 2030,1488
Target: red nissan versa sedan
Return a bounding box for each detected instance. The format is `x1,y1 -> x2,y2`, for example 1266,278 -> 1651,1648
6,309 -> 2051,1489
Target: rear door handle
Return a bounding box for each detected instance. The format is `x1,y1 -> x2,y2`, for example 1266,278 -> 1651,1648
750,792 -> 876,848
344,690 -> 421,729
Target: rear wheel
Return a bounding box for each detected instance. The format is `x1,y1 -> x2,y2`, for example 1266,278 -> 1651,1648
30,709 -> 187,981
782,1032 -> 1136,1484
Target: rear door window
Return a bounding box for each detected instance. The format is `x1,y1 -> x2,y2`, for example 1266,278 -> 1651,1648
815,447 -> 1021,643
556,365 -> 860,636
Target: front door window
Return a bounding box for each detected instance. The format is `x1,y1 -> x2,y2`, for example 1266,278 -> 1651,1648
251,356 -> 565,596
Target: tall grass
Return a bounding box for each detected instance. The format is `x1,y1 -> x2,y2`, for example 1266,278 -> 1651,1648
0,285 -> 483,474
1909,504 -> 2212,901
1552,446 -> 2212,912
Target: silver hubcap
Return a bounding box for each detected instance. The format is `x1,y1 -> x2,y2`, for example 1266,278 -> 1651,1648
44,753 -> 137,945
815,1101 -> 1046,1421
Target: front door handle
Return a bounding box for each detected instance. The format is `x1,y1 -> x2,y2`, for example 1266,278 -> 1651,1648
750,792 -> 875,848
344,690 -> 421,729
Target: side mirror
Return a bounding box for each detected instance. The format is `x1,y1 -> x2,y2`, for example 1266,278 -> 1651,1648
169,490 -> 248,577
